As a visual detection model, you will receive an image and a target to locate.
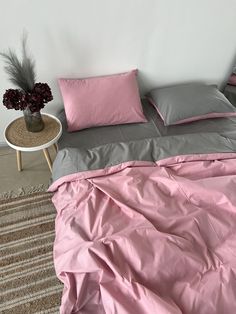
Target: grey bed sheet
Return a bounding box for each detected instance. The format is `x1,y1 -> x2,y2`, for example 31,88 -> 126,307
57,98 -> 236,150
51,99 -> 236,183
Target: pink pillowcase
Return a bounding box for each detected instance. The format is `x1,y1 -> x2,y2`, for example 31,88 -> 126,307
58,70 -> 147,132
228,73 -> 236,86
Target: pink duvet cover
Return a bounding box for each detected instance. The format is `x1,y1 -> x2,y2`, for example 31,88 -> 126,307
50,154 -> 236,314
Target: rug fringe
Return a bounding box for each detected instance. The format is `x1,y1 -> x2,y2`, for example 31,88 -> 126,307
0,183 -> 49,200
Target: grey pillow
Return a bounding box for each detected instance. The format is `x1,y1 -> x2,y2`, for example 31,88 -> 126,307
147,83 -> 236,126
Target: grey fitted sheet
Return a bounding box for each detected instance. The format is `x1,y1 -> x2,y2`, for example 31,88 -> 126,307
52,98 -> 236,182
57,98 -> 236,150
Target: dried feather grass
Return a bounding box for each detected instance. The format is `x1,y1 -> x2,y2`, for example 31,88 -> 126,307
0,32 -> 36,92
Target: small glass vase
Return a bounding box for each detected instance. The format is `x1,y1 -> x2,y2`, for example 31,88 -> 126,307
23,107 -> 45,132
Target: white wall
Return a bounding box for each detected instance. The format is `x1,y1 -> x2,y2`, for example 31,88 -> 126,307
0,0 -> 236,143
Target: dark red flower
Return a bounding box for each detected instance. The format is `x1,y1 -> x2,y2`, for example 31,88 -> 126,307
3,89 -> 26,110
25,83 -> 53,113
32,83 -> 53,103
26,92 -> 43,113
2,82 -> 53,112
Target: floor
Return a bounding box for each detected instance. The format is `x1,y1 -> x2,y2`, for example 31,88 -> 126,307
0,146 -> 56,199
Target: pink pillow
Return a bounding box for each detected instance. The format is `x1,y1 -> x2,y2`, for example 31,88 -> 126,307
58,70 -> 147,131
228,73 -> 236,86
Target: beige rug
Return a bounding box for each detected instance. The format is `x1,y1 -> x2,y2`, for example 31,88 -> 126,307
0,192 -> 63,314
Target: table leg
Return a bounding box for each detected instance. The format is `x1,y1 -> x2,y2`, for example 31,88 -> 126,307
16,150 -> 22,171
53,143 -> 58,154
43,148 -> 52,173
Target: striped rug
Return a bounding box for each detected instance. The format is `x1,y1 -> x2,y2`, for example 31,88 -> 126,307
0,192 -> 63,314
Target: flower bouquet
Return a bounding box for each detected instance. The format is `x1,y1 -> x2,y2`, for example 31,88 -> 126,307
1,34 -> 53,132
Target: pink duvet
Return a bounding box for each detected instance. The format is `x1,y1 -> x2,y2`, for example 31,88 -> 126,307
50,154 -> 236,314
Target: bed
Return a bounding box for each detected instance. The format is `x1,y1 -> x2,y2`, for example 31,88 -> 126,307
49,77 -> 236,314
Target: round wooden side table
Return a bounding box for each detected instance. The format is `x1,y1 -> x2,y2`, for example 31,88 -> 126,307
4,113 -> 62,173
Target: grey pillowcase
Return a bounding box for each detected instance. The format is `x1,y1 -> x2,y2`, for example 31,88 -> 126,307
147,83 -> 236,126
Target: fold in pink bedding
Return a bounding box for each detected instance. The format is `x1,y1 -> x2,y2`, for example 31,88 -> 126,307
51,155 -> 236,314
